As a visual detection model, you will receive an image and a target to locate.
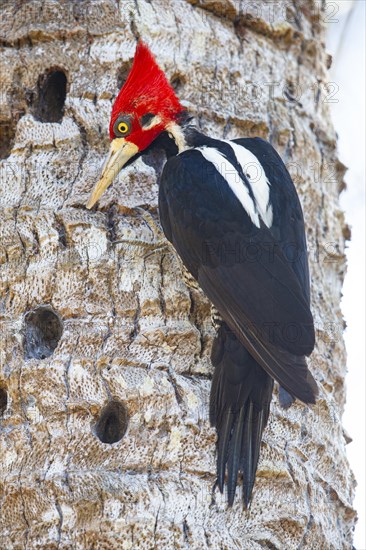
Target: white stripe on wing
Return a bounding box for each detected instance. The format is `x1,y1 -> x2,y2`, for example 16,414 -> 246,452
225,140 -> 273,228
196,146 -> 261,228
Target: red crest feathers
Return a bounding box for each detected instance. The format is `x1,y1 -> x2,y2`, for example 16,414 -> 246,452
110,42 -> 184,139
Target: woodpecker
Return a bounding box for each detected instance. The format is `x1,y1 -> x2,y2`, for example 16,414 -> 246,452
87,42 -> 318,507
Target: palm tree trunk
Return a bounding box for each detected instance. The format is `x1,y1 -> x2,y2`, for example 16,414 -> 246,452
0,0 -> 356,547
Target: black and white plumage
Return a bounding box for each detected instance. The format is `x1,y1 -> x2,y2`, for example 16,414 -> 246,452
87,43 -> 317,508
159,129 -> 317,507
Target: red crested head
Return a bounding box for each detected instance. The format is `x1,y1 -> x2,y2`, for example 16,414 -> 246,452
87,41 -> 185,209
109,41 -> 184,150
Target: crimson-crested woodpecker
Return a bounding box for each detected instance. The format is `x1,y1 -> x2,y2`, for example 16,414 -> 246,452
87,42 -> 318,507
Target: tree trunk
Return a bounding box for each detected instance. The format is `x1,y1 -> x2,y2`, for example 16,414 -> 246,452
0,0 -> 357,548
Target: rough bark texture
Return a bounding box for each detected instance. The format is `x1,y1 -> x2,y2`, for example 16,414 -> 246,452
0,0 -> 357,548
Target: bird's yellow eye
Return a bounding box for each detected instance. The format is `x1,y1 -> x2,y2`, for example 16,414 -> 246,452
117,121 -> 129,134
113,115 -> 132,137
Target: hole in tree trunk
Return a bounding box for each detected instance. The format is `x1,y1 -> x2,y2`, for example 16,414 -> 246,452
170,73 -> 185,93
23,306 -> 63,360
0,123 -> 16,160
116,62 -> 132,90
0,387 -> 8,416
33,69 -> 67,123
95,400 -> 129,444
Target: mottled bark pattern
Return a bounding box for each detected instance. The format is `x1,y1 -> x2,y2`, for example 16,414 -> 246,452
0,0 -> 356,548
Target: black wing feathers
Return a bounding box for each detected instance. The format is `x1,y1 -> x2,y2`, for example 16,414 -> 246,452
158,136 -> 317,506
159,147 -> 316,398
234,137 -> 311,305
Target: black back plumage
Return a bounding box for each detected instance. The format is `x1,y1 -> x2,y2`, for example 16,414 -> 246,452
233,137 -> 311,306
158,132 -> 317,506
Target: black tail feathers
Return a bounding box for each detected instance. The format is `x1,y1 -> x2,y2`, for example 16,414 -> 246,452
210,324 -> 273,507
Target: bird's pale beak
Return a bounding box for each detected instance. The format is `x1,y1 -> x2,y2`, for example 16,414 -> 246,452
86,138 -> 139,209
